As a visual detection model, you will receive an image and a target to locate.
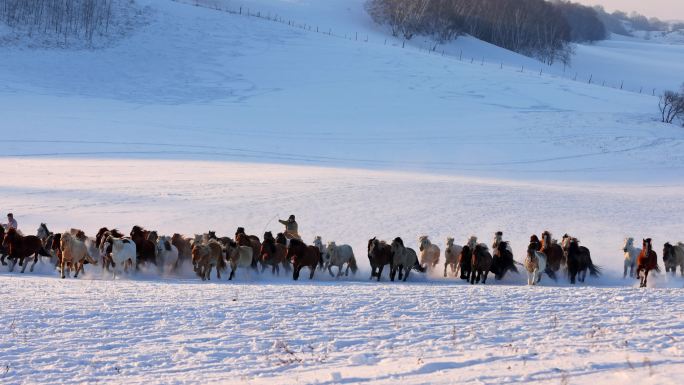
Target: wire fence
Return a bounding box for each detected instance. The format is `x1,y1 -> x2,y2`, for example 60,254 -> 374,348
174,0 -> 666,97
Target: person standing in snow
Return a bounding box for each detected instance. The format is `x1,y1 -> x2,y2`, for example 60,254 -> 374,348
278,215 -> 300,240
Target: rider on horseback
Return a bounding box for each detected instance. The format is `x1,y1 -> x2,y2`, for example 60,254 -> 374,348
278,215 -> 300,240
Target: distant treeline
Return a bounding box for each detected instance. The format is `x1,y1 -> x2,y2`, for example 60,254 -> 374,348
0,0 -> 115,43
592,6 -> 684,36
365,0 -> 681,64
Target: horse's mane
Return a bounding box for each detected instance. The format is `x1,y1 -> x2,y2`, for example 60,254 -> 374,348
289,238 -> 306,248
393,237 -> 404,246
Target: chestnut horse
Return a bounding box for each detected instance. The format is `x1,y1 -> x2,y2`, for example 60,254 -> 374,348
171,233 -> 193,268
637,238 -> 659,288
286,239 -> 321,280
540,231 -> 564,272
367,237 -> 392,281
130,226 -> 157,268
260,231 -> 288,275
2,228 -> 51,273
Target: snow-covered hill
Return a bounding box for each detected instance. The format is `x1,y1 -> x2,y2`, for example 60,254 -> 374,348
0,0 -> 683,181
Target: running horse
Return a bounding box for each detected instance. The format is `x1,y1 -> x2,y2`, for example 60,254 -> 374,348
367,237 -> 392,281
636,238 -> 659,288
2,228 -> 51,273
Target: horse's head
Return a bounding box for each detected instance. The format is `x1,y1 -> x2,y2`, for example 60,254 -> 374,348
663,242 -> 673,260
643,238 -> 652,252
207,231 -> 216,240
264,231 -> 273,241
418,236 -> 429,251
51,233 -> 62,250
446,237 -> 454,248
367,237 -> 377,253
623,237 -> 634,252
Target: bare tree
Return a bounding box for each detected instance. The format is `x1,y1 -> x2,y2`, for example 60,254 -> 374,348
658,88 -> 684,124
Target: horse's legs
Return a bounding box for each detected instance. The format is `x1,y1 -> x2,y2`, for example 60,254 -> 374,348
389,266 -> 395,282
0,254 -> 6,266
482,271 -> 488,284
293,265 -> 302,280
398,266 -> 404,281
309,266 -> 315,279
29,253 -> 39,273
61,257 -> 67,279
328,265 -> 335,278
623,262 -> 628,279
444,262 -> 448,278
402,267 -> 411,282
216,265 -> 221,280
376,266 -> 384,281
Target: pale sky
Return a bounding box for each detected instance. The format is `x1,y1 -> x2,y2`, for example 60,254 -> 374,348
575,0 -> 684,21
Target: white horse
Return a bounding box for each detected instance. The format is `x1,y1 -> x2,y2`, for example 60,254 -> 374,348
443,237 -> 462,277
418,235 -> 440,270
325,241 -> 357,278
622,237 -> 641,278
59,232 -> 97,279
313,236 -> 327,269
156,236 -> 179,274
226,241 -> 253,280
106,237 -> 137,278
389,237 -> 424,282
524,248 -> 547,285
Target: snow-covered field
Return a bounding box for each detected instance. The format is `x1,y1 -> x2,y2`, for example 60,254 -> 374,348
1,0 -> 684,383
1,276 -> 683,384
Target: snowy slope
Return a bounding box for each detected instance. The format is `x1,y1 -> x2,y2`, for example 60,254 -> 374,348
0,0 -> 683,182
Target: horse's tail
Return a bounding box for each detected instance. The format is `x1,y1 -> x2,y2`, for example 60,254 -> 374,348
545,267 -> 557,281
349,254 -> 358,274
588,261 -> 602,277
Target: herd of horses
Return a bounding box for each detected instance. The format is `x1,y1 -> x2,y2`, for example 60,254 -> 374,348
1,224 -> 683,287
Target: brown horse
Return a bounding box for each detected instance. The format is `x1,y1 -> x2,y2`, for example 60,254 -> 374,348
130,226 -> 157,268
367,237 -> 392,281
2,228 -> 51,273
470,244 -> 493,284
171,233 -> 193,266
637,238 -> 659,288
235,227 -> 262,268
260,231 -> 289,275
540,231 -> 564,272
286,239 -> 321,280
191,241 -> 225,280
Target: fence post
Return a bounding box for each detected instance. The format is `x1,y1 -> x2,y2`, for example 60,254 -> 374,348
588,74 -> 593,84
620,81 -> 624,90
